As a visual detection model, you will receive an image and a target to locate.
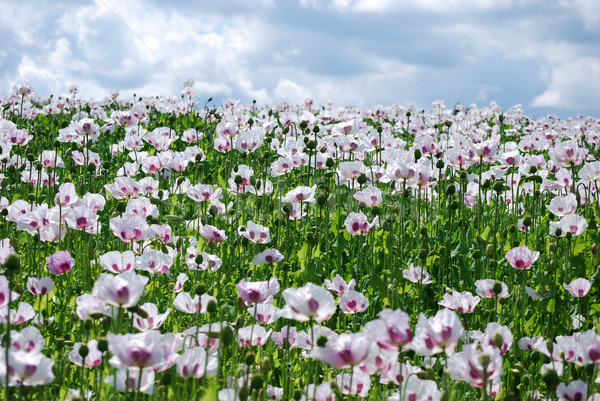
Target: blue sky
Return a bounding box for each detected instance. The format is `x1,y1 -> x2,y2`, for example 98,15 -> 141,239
1,0 -> 599,118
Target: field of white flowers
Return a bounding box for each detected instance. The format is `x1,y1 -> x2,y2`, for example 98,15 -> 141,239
0,81 -> 599,400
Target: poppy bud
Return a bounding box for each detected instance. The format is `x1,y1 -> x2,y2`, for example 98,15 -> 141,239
130,306 -> 148,319
486,244 -> 494,257
446,184 -> 456,196
450,200 -> 459,210
260,357 -> 271,374
546,340 -> 554,354
220,325 -> 234,347
239,386 -> 250,401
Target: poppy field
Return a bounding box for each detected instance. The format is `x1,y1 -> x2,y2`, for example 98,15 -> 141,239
0,81 -> 599,400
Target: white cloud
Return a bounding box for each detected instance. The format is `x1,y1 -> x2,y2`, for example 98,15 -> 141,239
531,57 -> 600,109
273,79 -> 310,104
571,0 -> 600,32
0,0 -> 598,117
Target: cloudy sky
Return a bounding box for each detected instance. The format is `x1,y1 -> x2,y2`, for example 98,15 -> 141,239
1,0 -> 599,117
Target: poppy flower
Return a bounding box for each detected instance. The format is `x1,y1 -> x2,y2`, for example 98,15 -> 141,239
280,283 -> 336,323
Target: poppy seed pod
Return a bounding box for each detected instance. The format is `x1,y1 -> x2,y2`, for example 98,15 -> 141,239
4,254 -> 21,274
245,352 -> 256,366
194,283 -> 206,296
97,337 -> 108,352
251,374 -> 263,390
78,344 -> 89,358
542,369 -> 559,390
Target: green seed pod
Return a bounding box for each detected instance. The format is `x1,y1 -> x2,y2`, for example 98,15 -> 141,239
492,332 -> 504,350
4,254 -> 21,275
206,300 -> 217,314
316,335 -> 328,347
251,374 -> 263,390
194,283 -> 206,296
446,184 -> 456,196
116,202 -> 127,214
414,149 -> 422,161
492,282 -> 503,296
245,353 -> 256,367
542,369 -> 559,390
97,337 -> 108,352
436,159 -> 444,169
293,389 -> 303,401
357,173 -> 367,185
450,200 -> 459,210
79,344 -> 89,358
